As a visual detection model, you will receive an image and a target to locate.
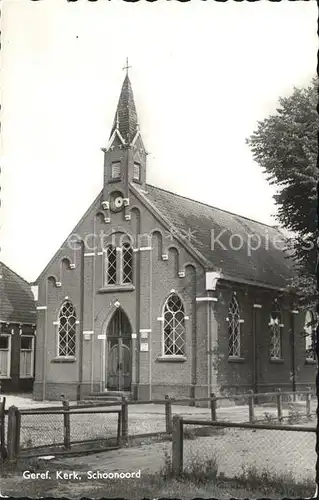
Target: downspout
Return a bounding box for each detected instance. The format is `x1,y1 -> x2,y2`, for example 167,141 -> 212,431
42,279 -> 48,401
252,305 -> 259,394
191,270 -> 197,401
77,240 -> 85,401
290,309 -> 297,400
207,299 -> 212,400
136,222 -> 141,396
149,243 -> 152,400
205,272 -> 220,400
91,218 -> 96,393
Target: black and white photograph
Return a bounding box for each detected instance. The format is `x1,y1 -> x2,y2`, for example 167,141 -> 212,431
0,0 -> 318,498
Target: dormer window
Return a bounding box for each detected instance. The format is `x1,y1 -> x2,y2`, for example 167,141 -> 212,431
111,162 -> 121,180
133,162 -> 141,182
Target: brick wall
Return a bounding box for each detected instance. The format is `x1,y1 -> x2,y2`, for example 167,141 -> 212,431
33,187 -> 317,401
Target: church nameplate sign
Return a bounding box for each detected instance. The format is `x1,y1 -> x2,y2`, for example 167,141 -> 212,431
140,343 -> 148,352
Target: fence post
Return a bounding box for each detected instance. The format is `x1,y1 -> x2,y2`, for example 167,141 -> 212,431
7,406 -> 18,461
306,386 -> 312,418
165,395 -> 173,433
62,399 -> 71,450
15,409 -> 21,459
0,397 -> 7,461
121,396 -> 128,443
248,390 -> 255,423
276,389 -> 283,422
172,415 -> 183,477
210,393 -> 217,421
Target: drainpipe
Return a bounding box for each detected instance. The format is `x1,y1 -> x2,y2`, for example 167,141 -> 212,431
77,240 -> 85,401
42,279 -> 48,401
148,242 -> 152,401
290,308 -> 298,400
91,218 -> 96,394
252,304 -> 261,394
207,299 -> 212,401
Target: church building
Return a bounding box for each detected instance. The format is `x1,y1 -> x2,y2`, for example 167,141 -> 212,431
33,70 -> 317,401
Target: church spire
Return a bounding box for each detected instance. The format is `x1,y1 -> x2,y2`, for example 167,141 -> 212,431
109,59 -> 139,144
103,63 -> 147,199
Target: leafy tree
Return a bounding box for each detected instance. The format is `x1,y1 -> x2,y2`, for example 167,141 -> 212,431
246,78 -> 318,308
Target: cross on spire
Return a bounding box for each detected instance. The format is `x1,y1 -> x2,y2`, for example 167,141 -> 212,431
122,57 -> 131,75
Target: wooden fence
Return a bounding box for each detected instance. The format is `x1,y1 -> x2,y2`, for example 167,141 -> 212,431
1,388 -> 314,462
4,402 -> 122,461
171,416 -> 317,477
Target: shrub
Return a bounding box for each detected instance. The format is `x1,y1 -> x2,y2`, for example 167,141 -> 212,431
263,412 -> 276,423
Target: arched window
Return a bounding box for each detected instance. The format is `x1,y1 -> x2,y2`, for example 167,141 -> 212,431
105,245 -> 117,285
269,302 -> 283,360
58,301 -> 76,357
163,294 -> 185,356
228,294 -> 241,357
305,311 -> 316,361
121,243 -> 133,284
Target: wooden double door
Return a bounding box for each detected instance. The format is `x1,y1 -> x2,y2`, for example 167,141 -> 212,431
106,309 -> 132,391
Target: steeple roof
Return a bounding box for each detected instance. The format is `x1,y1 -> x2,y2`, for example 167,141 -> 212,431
109,73 -> 139,144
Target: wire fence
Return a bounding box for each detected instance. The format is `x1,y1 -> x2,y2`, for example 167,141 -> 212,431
1,388 -> 317,461
20,411 -> 64,449
2,402 -> 122,459
172,418 -> 317,484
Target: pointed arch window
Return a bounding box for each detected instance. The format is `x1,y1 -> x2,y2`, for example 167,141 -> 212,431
163,294 -> 185,356
228,294 -> 241,357
121,243 -> 133,284
58,301 -> 76,357
105,245 -> 117,285
269,302 -> 283,360
304,311 -> 317,361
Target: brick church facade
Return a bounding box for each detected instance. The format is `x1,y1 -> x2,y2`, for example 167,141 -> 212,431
33,71 -> 317,401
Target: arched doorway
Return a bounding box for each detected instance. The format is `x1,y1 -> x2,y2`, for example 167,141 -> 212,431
106,309 -> 132,391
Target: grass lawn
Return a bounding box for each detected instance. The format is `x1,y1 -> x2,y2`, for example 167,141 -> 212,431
0,451 -> 316,499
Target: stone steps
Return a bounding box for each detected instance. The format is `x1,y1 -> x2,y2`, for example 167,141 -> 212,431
82,391 -> 132,403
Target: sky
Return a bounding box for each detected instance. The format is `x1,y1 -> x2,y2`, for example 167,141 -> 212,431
0,0 -> 317,283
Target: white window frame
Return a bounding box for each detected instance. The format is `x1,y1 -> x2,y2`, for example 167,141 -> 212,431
133,162 -> 141,181
57,301 -> 77,358
19,335 -> 35,378
104,243 -> 133,286
162,293 -> 186,357
121,244 -> 133,284
269,308 -> 283,360
0,334 -> 11,379
104,244 -> 117,286
228,295 -> 241,358
305,310 -> 316,361
111,161 -> 121,179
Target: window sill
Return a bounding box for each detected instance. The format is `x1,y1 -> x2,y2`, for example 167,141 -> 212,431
51,357 -> 76,363
156,355 -> 187,363
19,375 -> 34,379
269,358 -> 284,364
0,376 -> 11,379
228,356 -> 245,363
305,358 -> 317,365
98,284 -> 135,293
108,177 -> 122,183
